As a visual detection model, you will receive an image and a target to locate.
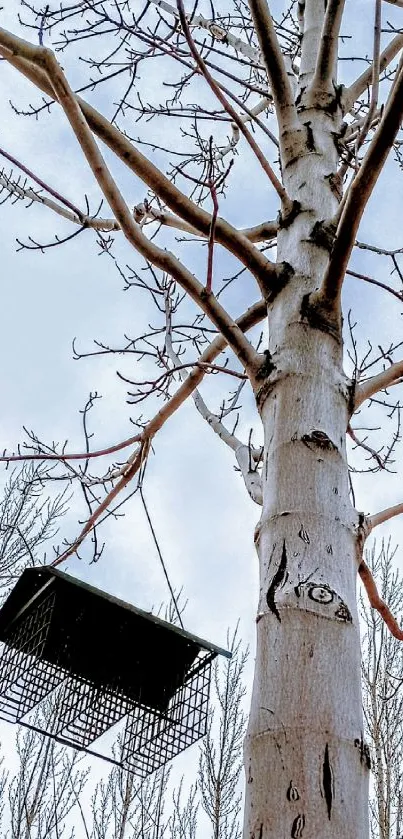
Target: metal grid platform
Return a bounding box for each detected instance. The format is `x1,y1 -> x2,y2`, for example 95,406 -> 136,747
0,567 -> 229,775
122,649 -> 213,777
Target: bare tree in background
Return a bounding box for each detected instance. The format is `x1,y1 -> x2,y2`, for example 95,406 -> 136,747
88,760 -> 169,839
0,752 -> 8,835
85,629 -> 247,839
0,0 -> 403,836
361,541 -> 403,839
0,469 -> 77,837
6,714 -> 87,839
89,762 -> 197,839
168,780 -> 199,839
199,630 -> 248,839
0,464 -> 68,590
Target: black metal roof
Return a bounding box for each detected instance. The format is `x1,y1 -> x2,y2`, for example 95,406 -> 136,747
0,566 -> 230,658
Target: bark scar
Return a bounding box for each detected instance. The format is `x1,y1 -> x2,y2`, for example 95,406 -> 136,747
266,541 -> 288,622
322,743 -> 333,819
354,735 -> 371,770
291,813 -> 305,838
304,120 -> 315,152
287,780 -> 300,801
298,524 -> 310,544
301,430 -> 338,452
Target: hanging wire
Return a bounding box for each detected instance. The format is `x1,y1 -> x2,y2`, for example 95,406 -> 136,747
139,483 -> 184,629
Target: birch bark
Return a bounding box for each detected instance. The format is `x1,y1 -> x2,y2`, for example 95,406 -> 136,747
243,38 -> 370,837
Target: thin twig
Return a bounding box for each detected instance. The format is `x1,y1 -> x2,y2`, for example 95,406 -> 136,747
51,442 -> 149,566
0,144 -> 84,220
0,434 -> 142,465
348,424 -> 385,470
207,137 -> 219,293
354,0 -> 381,155
176,0 -> 291,208
347,269 -> 403,305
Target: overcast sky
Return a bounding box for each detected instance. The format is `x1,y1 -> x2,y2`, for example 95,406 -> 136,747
0,0 -> 403,813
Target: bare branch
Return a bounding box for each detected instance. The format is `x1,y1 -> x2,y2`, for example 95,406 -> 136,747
0,171 -> 119,231
52,442 -> 148,566
14,40 -> 262,378
311,0 -> 347,96
359,559 -> 403,641
0,143 -> 84,219
346,268 -> 403,304
342,33 -> 403,114
183,383 -> 245,452
163,284 -> 263,506
165,289 -> 244,444
0,27 -> 275,288
118,360 -> 248,405
216,96 -> 276,162
348,425 -> 385,470
0,434 -> 142,465
368,503 -> 403,531
356,515 -> 403,640
176,0 -> 290,208
247,0 -> 299,143
141,210 -> 278,242
1,166 -> 277,245
206,138 -> 219,293
242,220 -> 278,242
51,298 -> 266,561
316,60 -> 403,309
353,0 -> 382,154
126,298 -> 267,444
354,359 -> 403,410
151,0 -> 262,63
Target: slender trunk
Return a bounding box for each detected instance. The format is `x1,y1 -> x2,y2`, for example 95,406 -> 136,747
243,105 -> 370,837
370,680 -> 386,839
117,773 -> 133,839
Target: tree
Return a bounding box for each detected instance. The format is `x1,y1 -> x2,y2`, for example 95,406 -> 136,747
361,541 -> 403,839
0,463 -> 68,591
7,712 -> 87,839
88,759 -> 170,839
198,629 -> 248,839
0,1 -> 403,837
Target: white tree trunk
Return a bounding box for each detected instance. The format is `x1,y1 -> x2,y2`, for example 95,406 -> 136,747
243,107 -> 370,838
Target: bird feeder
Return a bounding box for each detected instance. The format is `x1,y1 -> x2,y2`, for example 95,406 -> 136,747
0,567 -> 230,777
